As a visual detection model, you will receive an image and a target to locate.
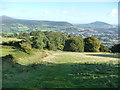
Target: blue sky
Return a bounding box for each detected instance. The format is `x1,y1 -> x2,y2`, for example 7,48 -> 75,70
0,2 -> 118,24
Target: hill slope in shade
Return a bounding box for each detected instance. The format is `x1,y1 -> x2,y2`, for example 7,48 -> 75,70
1,15 -> 73,26
1,15 -> 75,33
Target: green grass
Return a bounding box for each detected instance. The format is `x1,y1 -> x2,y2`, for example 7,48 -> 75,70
0,45 -> 16,57
1,46 -> 49,65
2,50 -> 119,88
0,37 -> 22,42
50,52 -> 118,64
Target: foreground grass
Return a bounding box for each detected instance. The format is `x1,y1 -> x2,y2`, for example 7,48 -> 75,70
2,51 -> 119,88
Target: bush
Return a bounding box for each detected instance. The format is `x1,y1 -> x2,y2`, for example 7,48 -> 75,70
19,42 -> 32,54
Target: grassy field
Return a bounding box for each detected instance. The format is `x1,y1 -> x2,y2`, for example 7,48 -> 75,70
2,50 -> 119,88
0,38 -> 22,43
0,37 -> 22,57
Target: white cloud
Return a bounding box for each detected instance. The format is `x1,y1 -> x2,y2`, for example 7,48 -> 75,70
110,9 -> 118,16
72,7 -> 77,11
63,10 -> 68,14
44,10 -> 50,14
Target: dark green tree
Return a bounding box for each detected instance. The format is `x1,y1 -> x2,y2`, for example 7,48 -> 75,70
47,42 -> 57,50
19,42 -> 32,54
99,43 -> 110,52
31,32 -> 48,49
44,31 -> 66,50
84,37 -> 100,52
64,37 -> 84,52
110,43 -> 120,53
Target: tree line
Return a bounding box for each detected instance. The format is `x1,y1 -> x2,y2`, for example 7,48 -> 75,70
1,31 -> 119,53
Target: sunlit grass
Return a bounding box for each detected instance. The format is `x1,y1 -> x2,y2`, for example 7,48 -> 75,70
0,38 -> 22,43
0,46 -> 16,57
2,50 -> 119,88
50,52 -> 119,64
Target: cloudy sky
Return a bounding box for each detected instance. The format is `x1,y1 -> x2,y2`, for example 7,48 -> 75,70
0,1 -> 118,24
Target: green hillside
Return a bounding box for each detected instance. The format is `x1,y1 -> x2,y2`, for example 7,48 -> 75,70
1,31 -> 119,88
1,15 -> 75,34
2,49 -> 119,88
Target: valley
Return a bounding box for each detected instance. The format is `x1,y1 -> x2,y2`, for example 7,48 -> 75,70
1,15 -> 119,88
0,16 -> 118,47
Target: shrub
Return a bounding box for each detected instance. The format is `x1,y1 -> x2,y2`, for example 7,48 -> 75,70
19,42 -> 32,54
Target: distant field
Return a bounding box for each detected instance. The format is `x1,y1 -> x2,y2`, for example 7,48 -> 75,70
0,45 -> 18,57
2,50 -> 119,88
0,38 -> 22,57
0,38 -> 22,43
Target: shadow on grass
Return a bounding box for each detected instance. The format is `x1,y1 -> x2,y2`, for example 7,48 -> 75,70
2,56 -> 119,88
86,53 -> 119,59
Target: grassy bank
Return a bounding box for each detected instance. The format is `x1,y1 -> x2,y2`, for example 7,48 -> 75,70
2,50 -> 119,88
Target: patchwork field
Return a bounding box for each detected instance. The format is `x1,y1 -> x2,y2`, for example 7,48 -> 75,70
2,49 -> 119,88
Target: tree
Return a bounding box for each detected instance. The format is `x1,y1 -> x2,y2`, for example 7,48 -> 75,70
84,37 -> 100,52
64,37 -> 84,52
99,43 -> 110,52
44,31 -> 66,50
30,31 -> 42,36
110,43 -> 120,53
19,42 -> 32,54
18,33 -> 29,39
13,33 -> 18,37
31,32 -> 48,49
47,42 -> 57,50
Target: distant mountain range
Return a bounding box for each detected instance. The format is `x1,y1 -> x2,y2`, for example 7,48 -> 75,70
0,15 -> 116,34
75,21 -> 115,29
89,21 -> 112,26
1,15 -> 73,26
1,15 -> 74,33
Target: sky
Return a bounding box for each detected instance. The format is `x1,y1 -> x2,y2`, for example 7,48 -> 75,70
0,1 -> 118,24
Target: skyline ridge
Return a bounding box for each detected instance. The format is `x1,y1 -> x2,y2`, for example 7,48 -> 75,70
0,15 -> 116,25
